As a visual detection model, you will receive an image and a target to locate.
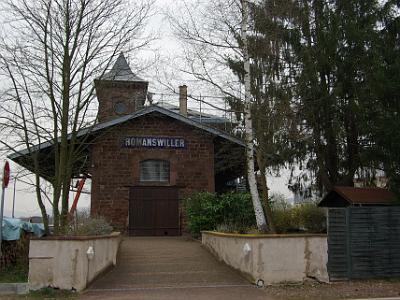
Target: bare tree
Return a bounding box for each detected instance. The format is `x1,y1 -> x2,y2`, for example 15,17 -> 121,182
168,0 -> 271,232
167,0 -> 242,98
0,0 -> 154,234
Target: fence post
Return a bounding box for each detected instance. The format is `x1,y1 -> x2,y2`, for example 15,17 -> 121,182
345,207 -> 352,279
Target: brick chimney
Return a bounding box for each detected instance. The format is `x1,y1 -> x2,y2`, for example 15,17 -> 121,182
179,85 -> 188,117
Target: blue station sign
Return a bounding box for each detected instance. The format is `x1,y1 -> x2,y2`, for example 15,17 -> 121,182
123,136 -> 186,149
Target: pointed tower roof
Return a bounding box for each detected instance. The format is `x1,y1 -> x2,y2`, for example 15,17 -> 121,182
99,52 -> 146,82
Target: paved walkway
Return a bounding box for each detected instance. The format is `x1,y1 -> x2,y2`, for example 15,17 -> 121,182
79,237 -> 271,300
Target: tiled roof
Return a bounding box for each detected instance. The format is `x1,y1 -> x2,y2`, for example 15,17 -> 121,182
8,105 -> 245,161
334,186 -> 396,204
99,52 -> 146,82
319,186 -> 397,207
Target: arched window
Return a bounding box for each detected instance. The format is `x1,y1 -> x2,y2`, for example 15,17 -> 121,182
140,160 -> 170,183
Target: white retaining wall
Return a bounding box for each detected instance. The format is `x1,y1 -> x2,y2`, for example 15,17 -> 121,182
202,231 -> 329,284
28,232 -> 121,291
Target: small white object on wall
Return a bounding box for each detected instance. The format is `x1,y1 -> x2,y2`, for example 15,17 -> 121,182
86,246 -> 95,260
243,243 -> 251,254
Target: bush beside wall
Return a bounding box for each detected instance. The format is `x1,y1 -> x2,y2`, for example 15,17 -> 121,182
185,192 -> 326,235
185,192 -> 256,235
0,232 -> 30,282
68,210 -> 113,236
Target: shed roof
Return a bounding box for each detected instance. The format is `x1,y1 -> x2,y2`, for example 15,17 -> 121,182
318,186 -> 397,207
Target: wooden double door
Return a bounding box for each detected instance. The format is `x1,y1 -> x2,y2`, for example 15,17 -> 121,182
129,186 -> 180,236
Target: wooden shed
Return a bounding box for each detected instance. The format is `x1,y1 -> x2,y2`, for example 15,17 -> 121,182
319,187 -> 400,280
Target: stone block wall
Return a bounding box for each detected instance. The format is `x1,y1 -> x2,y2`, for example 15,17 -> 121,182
95,80 -> 148,122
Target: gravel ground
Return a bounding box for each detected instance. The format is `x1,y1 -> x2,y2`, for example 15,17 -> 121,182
263,279 -> 400,300
1,280 -> 400,300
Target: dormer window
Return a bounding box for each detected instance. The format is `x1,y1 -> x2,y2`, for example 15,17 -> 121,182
140,160 -> 170,183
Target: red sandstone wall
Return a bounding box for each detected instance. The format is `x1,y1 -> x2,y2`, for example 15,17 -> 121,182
95,80 -> 148,122
89,113 -> 215,231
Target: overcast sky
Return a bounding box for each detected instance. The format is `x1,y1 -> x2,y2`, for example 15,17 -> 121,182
1,0 -> 293,219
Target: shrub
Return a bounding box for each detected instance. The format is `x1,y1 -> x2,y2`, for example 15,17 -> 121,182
216,223 -> 237,233
294,203 -> 327,233
0,232 -> 30,281
185,192 -> 256,235
185,192 -> 219,235
69,210 -> 113,236
271,198 -> 326,234
270,194 -> 297,233
272,208 -> 300,233
74,216 -> 113,236
186,192 -> 327,235
218,192 -> 256,229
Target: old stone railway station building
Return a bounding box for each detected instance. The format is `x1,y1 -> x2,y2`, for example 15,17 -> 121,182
10,53 -> 246,236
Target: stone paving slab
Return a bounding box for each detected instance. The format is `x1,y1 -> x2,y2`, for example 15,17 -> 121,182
81,286 -> 269,300
81,237 -> 273,300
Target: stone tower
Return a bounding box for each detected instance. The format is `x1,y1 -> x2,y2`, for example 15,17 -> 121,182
95,53 -> 149,122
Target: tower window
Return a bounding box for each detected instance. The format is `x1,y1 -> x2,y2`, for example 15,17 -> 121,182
140,160 -> 170,182
114,102 -> 128,114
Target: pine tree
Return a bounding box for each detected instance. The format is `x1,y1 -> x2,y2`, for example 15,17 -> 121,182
283,0 -> 392,192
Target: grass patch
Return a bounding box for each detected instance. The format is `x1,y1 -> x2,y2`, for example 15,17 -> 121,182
0,288 -> 77,300
0,265 -> 28,283
26,288 -> 77,299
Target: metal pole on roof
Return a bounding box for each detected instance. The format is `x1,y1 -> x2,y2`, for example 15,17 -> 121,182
224,100 -> 227,131
199,94 -> 202,123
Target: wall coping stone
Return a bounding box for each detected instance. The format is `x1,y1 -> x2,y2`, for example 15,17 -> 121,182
201,231 -> 327,239
31,231 -> 121,241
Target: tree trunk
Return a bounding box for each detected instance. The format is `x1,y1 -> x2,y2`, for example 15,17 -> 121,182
33,161 -> 49,235
257,153 -> 276,233
242,0 -> 268,233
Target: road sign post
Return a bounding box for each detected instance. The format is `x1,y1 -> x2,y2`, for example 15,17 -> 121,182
0,161 -> 10,257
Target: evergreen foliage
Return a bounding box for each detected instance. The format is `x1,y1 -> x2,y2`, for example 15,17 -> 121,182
239,0 -> 400,196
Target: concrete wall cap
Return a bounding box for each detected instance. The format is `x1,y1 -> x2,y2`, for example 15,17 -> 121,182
201,231 -> 327,239
31,231 -> 121,241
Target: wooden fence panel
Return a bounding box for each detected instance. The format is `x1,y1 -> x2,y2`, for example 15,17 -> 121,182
327,208 -> 349,280
328,207 -> 400,280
